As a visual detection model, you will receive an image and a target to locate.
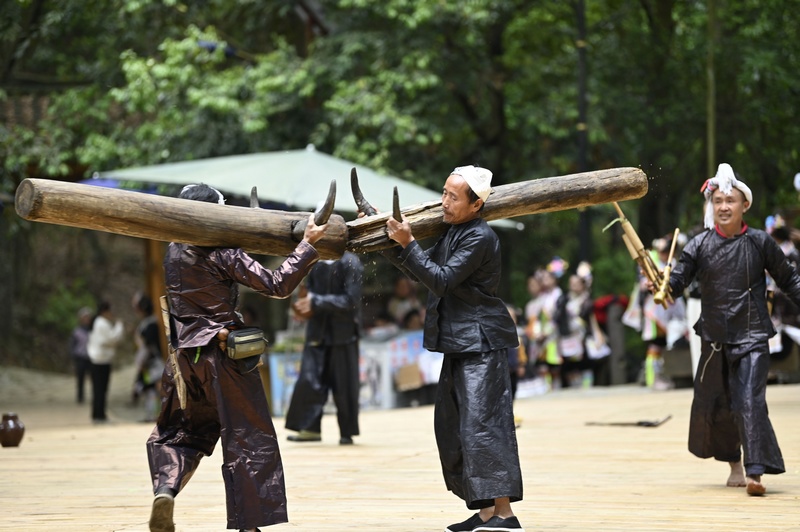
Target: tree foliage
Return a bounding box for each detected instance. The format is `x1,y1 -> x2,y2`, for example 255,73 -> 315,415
4,1 -> 799,216
2,0 -> 800,367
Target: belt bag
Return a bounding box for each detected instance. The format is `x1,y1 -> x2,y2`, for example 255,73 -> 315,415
226,328 -> 268,360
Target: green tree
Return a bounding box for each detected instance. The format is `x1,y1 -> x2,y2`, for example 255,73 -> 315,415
4,0 -> 800,371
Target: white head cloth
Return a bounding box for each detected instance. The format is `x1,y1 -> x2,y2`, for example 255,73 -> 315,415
181,183 -> 225,205
451,165 -> 493,202
700,163 -> 752,229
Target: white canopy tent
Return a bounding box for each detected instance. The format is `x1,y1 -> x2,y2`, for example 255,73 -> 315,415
96,144 -> 519,228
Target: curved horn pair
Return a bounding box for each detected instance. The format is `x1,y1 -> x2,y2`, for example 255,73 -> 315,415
351,167 -> 402,221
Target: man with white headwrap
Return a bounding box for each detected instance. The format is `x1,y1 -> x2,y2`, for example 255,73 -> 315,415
665,163 -> 800,496
380,166 -> 524,532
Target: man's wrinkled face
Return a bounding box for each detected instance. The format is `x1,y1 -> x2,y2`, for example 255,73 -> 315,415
712,188 -> 749,228
442,174 -> 481,225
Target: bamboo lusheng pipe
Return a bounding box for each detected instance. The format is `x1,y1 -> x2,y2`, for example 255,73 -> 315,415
15,178 -> 348,260
16,166 -> 648,259
612,201 -> 672,308
653,227 -> 680,307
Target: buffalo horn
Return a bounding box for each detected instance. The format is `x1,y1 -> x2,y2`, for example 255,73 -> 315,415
314,180 -> 337,225
350,168 -> 378,216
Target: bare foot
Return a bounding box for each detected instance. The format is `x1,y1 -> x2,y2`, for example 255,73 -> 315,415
727,461 -> 746,487
746,475 -> 766,496
478,507 -> 494,522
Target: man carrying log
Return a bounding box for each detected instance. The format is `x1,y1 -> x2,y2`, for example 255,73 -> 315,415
15,165 -> 650,530
373,166 -> 524,532
146,184 -> 329,532
654,163 -> 800,497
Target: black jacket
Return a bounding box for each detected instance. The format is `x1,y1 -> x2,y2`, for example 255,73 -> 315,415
669,226 -> 800,344
392,217 -> 518,355
305,251 -> 363,346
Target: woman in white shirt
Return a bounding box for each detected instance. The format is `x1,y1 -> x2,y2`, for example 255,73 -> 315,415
87,301 -> 124,423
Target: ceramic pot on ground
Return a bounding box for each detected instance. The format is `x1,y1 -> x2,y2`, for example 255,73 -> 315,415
0,412 -> 25,447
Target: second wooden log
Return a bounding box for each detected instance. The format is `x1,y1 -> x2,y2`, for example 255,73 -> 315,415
346,167 -> 648,253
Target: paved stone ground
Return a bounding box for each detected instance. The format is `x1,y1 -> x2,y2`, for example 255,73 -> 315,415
1,366 -> 799,531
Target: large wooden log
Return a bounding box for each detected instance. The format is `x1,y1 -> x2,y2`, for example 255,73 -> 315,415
346,167 -> 648,253
15,167 -> 647,259
14,179 -> 348,260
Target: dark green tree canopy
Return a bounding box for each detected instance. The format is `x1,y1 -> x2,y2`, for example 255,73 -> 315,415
3,0 -> 800,298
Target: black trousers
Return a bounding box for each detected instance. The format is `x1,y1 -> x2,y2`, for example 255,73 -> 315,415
74,356 -> 91,403
689,339 -> 784,476
435,351 -> 523,510
90,362 -> 111,421
285,342 -> 360,438
147,346 -> 287,530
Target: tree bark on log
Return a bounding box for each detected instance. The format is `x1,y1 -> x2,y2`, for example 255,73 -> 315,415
16,167 -> 647,259
15,179 -> 348,259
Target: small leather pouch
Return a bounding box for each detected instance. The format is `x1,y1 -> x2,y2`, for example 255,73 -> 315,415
226,328 -> 268,360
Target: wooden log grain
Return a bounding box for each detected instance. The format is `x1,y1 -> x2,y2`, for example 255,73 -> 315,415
346,167 -> 648,253
14,179 -> 348,260
15,167 -> 646,259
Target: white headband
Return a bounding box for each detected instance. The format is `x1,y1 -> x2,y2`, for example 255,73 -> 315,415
701,163 -> 752,229
181,184 -> 225,205
451,165 -> 493,202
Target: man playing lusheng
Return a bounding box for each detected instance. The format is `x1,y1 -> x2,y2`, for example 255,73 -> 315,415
147,183 -> 328,532
665,163 -> 800,496
381,166 -> 524,532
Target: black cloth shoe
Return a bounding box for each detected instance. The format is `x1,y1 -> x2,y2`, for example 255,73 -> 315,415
339,436 -> 354,445
473,515 -> 524,532
445,513 -> 486,532
286,430 -> 321,442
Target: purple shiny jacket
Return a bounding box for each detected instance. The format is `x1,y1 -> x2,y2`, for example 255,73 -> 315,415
165,241 -> 319,348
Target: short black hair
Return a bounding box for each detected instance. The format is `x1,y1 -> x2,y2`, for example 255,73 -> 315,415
402,308 -> 420,323
179,183 -> 222,203
91,301 -> 111,330
772,226 -> 790,242
135,293 -> 153,315
464,187 -> 486,212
